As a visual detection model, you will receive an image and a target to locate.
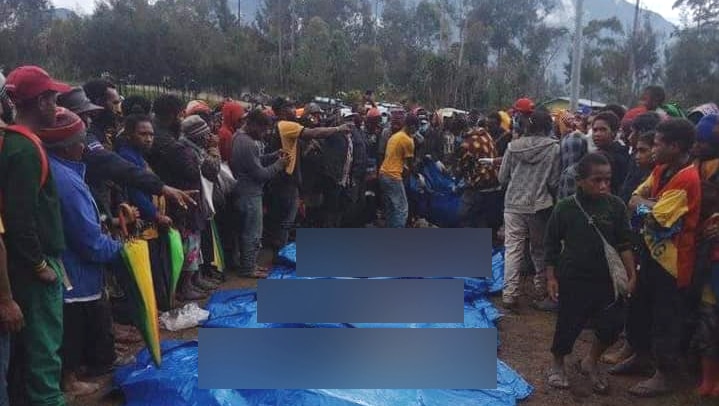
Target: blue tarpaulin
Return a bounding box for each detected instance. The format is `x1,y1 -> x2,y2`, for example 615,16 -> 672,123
406,159 -> 463,228
115,244 -> 532,406
118,340 -> 530,406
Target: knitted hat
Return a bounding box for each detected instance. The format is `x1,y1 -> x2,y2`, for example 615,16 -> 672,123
696,114 -> 719,145
181,115 -> 211,143
37,107 -> 86,148
513,98 -> 535,114
185,100 -> 211,117
622,106 -> 649,128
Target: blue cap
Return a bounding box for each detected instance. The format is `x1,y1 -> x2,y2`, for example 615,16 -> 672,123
696,114 -> 719,144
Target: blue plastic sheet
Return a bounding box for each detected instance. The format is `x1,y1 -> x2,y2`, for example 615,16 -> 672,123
407,160 -> 462,228
118,341 -> 529,406
116,245 -> 533,406
277,243 -> 296,266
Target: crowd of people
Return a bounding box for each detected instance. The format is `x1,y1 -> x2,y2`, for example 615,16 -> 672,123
0,63 -> 718,405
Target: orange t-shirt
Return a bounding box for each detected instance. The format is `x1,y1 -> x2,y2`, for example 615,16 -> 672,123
379,131 -> 414,181
277,121 -> 304,175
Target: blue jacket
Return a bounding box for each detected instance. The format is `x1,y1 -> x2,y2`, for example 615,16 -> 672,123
50,154 -> 122,301
117,145 -> 158,221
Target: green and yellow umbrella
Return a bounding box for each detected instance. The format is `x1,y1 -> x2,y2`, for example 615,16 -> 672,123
166,227 -> 185,308
121,239 -> 162,367
209,219 -> 225,272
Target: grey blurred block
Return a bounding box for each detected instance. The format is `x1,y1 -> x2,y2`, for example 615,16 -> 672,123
199,328 -> 497,389
296,228 -> 492,278
257,279 -> 464,323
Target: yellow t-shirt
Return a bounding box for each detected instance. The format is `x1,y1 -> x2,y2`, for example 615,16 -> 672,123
277,121 -> 305,175
380,131 -> 415,181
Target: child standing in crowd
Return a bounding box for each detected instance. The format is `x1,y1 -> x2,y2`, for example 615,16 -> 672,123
545,153 -> 636,393
621,118 -> 701,397
601,131 -> 656,366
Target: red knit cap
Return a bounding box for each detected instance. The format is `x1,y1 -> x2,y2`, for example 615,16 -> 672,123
513,98 -> 535,114
37,107 -> 86,147
622,106 -> 649,127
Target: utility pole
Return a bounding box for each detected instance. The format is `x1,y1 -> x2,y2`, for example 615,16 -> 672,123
374,0 -> 381,48
237,0 -> 241,24
570,0 -> 584,112
629,0 -> 641,101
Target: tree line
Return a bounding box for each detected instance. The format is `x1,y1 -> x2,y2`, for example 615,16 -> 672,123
0,0 -> 717,110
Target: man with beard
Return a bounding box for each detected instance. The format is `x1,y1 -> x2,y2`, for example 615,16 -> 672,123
83,79 -> 122,150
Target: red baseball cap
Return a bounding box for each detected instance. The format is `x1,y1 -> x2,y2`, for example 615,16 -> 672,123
5,66 -> 72,104
513,98 -> 535,114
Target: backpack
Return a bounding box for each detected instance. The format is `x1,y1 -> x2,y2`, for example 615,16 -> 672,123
0,125 -> 50,201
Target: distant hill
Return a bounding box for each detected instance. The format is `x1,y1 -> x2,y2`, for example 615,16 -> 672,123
229,0 -> 677,94
231,0 -> 676,40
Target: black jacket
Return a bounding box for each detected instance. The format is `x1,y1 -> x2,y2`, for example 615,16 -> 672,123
599,142 -> 630,196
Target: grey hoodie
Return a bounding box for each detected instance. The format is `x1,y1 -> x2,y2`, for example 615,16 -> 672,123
498,135 -> 560,214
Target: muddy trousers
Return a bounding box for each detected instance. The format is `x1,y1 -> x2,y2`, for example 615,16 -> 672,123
502,210 -> 551,303
8,258 -> 65,406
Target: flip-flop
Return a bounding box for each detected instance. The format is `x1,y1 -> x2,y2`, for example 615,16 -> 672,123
548,368 -> 570,389
608,356 -> 652,376
628,380 -> 671,398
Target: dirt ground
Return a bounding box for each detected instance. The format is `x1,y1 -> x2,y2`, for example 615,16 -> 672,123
72,269 -> 707,406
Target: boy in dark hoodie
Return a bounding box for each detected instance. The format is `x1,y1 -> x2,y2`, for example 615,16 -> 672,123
499,109 -> 561,311
592,111 -> 630,195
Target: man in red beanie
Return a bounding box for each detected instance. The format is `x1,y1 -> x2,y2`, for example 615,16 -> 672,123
0,65 -> 70,406
40,108 -> 125,397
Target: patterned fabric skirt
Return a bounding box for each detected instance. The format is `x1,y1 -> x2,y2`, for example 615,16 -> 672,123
182,230 -> 203,273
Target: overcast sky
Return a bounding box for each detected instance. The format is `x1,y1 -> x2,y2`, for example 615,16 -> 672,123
52,0 -> 685,25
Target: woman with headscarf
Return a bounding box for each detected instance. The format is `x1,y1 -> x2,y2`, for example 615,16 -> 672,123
176,116 -> 222,298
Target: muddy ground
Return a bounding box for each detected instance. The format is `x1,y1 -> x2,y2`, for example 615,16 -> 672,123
71,267 -> 705,406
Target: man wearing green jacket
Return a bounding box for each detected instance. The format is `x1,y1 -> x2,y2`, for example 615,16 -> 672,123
1,65 -> 71,406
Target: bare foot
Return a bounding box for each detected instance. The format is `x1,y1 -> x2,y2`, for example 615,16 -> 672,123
548,366 -> 570,389
629,373 -> 671,398
580,358 -> 609,394
64,381 -> 100,397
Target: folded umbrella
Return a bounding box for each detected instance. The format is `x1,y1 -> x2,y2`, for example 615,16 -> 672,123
167,227 -> 185,308
121,239 -> 162,367
210,219 -> 225,272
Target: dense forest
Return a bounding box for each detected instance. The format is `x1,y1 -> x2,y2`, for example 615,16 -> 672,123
1,0 -> 718,110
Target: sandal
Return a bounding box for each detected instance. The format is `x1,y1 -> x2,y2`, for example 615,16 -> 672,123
609,355 -> 652,376
548,368 -> 570,389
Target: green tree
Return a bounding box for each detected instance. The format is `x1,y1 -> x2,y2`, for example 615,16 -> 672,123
293,16 -> 332,98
